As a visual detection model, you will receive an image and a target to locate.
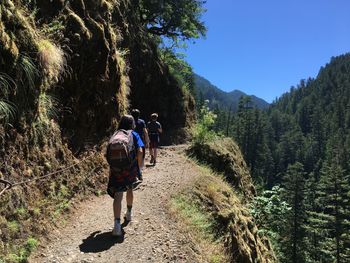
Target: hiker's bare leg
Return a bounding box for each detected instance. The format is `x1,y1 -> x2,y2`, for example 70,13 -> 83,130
154,148 -> 157,162
113,192 -> 123,219
126,189 -> 133,206
149,146 -> 154,163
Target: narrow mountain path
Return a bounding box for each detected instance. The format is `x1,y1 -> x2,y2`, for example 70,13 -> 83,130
30,146 -> 203,263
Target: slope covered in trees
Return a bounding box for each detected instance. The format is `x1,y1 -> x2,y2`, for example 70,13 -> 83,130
194,73 -> 269,111
222,53 -> 350,262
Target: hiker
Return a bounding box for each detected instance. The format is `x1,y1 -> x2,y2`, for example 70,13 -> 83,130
106,115 -> 144,237
147,113 -> 162,165
131,108 -> 149,170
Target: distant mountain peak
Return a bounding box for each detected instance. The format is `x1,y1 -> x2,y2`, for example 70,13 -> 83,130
194,73 -> 269,110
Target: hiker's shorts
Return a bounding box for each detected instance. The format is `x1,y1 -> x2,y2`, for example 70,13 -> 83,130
107,166 -> 140,198
149,133 -> 159,148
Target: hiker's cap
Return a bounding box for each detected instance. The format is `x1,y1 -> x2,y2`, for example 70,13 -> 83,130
151,113 -> 158,120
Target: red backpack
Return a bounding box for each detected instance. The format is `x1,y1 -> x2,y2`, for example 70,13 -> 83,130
106,129 -> 135,173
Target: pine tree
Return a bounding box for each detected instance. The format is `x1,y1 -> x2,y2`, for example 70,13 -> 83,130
313,152 -> 350,262
281,162 -> 308,263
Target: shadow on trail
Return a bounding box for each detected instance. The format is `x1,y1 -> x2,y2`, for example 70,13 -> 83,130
79,230 -> 124,253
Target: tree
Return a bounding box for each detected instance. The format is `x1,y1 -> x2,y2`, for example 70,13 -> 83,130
281,162 -> 308,263
159,49 -> 195,95
232,96 -> 273,183
250,185 -> 291,259
138,0 -> 207,42
311,148 -> 350,262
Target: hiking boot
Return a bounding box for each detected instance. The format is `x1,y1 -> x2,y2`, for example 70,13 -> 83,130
124,210 -> 133,221
150,155 -> 154,164
112,222 -> 122,237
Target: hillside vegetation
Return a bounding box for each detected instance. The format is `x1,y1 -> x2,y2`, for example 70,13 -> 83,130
183,138 -> 275,262
211,54 -> 350,262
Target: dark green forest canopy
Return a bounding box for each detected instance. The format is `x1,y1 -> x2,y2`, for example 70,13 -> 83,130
221,53 -> 350,263
138,0 -> 207,41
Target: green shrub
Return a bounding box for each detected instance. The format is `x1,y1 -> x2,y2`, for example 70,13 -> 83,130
7,221 -> 20,234
192,101 -> 217,144
15,208 -> 28,220
25,237 -> 38,253
6,237 -> 38,263
250,185 -> 291,258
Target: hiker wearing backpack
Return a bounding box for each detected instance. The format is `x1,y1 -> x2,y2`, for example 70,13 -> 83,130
147,113 -> 162,165
131,109 -> 149,170
106,115 -> 144,237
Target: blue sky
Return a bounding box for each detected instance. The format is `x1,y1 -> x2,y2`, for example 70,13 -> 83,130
184,0 -> 350,103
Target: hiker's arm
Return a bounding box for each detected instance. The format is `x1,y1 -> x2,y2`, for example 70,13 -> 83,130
137,147 -> 143,167
143,128 -> 150,147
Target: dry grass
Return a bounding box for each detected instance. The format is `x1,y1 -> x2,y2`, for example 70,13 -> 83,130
37,39 -> 67,86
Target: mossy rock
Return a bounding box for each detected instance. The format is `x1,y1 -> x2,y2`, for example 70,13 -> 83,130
188,138 -> 256,200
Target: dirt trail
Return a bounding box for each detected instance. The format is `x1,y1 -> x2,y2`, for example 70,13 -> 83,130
30,146 -> 202,263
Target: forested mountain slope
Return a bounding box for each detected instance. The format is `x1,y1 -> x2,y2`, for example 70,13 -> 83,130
194,73 -> 269,110
224,53 -> 350,262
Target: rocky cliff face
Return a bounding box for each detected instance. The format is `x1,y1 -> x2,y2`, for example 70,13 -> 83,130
1,0 -> 194,150
37,0 -> 194,148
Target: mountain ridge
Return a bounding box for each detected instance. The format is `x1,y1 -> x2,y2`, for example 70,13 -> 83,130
194,73 -> 269,110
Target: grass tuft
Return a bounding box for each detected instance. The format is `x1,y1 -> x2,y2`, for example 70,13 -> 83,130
0,100 -> 17,125
171,188 -> 229,262
7,221 -> 20,234
171,195 -> 214,237
6,237 -> 38,263
18,54 -> 40,91
37,92 -> 59,120
0,73 -> 16,96
0,73 -> 17,125
31,91 -> 60,144
37,40 -> 67,85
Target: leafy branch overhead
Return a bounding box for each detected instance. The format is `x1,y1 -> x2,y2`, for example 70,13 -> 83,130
138,0 -> 207,41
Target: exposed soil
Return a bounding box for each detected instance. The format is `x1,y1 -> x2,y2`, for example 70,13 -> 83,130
29,146 -> 203,263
